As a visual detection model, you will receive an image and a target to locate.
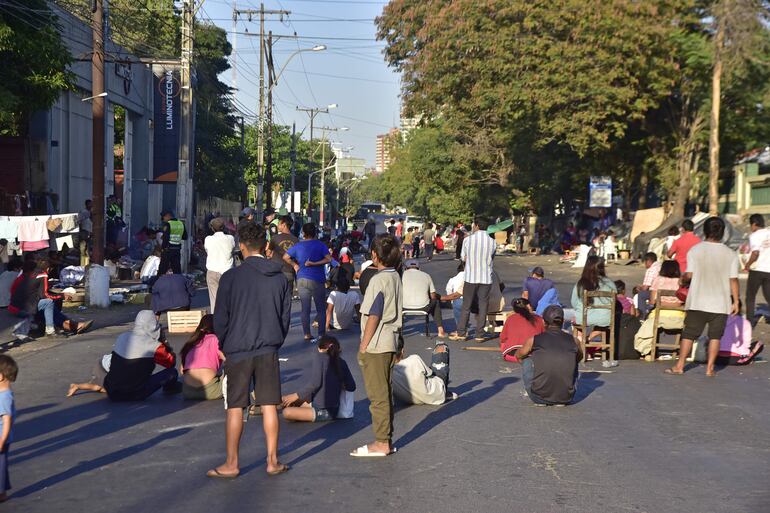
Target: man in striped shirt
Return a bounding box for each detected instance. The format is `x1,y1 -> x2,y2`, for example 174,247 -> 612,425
450,216 -> 497,341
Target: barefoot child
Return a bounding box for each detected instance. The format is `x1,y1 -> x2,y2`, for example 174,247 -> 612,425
0,355 -> 18,502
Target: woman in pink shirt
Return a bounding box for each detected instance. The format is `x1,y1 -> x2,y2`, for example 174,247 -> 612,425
179,315 -> 225,400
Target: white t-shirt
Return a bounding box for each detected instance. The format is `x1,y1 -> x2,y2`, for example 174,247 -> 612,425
204,232 -> 235,274
446,271 -> 464,296
685,241 -> 739,314
402,268 -> 435,309
392,355 -> 446,405
749,227 -> 770,273
140,255 -> 160,281
327,290 -> 361,329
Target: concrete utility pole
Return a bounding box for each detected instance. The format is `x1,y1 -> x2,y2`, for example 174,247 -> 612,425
297,105 -> 337,217
237,116 -> 245,203
290,122 -> 296,214
91,0 -> 106,266
265,30 -> 275,209
233,5 -> 290,217
176,0 -> 194,273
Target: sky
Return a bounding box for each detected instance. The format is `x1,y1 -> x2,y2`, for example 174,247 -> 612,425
197,0 -> 402,166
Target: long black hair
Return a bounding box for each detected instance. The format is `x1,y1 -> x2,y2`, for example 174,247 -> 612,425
512,297 -> 536,326
318,335 -> 343,380
659,260 -> 681,279
577,256 -> 606,294
180,314 -> 215,367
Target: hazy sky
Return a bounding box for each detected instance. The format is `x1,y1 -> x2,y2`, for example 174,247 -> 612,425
198,0 -> 402,166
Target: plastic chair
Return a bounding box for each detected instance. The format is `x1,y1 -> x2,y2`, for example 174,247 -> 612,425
649,290 -> 684,361
573,290 -> 616,362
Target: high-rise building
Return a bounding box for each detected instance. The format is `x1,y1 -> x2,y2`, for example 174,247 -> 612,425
375,128 -> 399,174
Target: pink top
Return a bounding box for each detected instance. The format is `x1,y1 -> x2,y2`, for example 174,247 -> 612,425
719,315 -> 752,356
651,276 -> 682,306
183,334 -> 222,371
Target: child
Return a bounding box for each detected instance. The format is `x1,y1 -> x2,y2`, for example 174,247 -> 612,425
66,355 -> 110,397
614,280 -> 637,316
281,335 -> 356,422
0,354 -> 18,502
179,315 -> 225,400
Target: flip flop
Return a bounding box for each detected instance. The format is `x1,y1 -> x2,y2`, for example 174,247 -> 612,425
206,468 -> 239,479
350,445 -> 397,457
705,371 -> 716,377
448,333 -> 466,341
266,464 -> 290,476
737,342 -> 764,365
76,320 -> 94,334
663,368 -> 684,375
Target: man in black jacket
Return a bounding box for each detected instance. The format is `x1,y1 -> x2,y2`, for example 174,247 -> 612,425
208,223 -> 291,479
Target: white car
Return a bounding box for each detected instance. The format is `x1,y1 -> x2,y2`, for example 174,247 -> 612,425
404,216 -> 425,232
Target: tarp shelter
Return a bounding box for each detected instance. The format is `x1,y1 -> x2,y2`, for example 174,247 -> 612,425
487,220 -> 514,234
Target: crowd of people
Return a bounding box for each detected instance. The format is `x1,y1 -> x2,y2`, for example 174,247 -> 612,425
2,207 -> 769,500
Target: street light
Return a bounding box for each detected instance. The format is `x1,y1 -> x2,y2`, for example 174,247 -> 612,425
270,45 -> 327,90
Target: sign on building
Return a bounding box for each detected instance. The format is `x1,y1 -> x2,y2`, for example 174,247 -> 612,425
152,67 -> 180,182
589,176 -> 612,208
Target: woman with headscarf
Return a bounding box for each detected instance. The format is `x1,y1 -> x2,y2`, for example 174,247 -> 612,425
104,310 -> 181,401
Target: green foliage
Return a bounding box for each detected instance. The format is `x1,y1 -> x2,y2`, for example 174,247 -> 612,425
0,0 -> 74,135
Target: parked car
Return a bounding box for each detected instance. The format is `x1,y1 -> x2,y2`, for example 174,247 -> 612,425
404,215 -> 425,232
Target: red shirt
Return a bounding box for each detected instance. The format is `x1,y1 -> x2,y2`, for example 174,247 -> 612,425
669,231 -> 701,273
500,313 -> 545,362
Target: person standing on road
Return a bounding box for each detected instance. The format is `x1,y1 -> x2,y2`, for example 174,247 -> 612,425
422,223 -> 436,261
351,234 -> 402,458
667,219 -> 701,273
270,215 -> 299,297
158,210 -> 187,275
204,217 -> 235,314
454,223 -> 466,261
450,216 -> 496,342
666,217 -> 739,377
744,214 -> 770,325
284,223 -> 331,342
209,222 -> 291,478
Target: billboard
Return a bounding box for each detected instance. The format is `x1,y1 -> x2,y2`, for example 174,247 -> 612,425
589,176 -> 612,208
152,68 -> 180,182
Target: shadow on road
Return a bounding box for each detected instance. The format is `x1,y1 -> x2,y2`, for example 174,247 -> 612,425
573,372 -> 605,404
394,376 -> 517,449
10,428 -> 192,498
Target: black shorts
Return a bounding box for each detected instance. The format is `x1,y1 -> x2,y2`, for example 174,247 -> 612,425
682,310 -> 728,341
223,352 -> 281,409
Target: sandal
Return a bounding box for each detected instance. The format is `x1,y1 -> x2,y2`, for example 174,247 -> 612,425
663,368 -> 684,375
267,464 -> 290,476
75,320 -> 94,334
448,332 -> 466,341
206,468 -> 239,479
737,342 -> 764,365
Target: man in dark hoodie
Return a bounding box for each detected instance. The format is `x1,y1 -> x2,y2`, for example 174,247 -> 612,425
209,222 -> 291,479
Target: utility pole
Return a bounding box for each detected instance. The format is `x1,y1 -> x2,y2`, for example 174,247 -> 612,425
315,126 -> 343,228
237,116 -> 245,203
231,1 -> 237,91
233,5 -> 290,217
265,30 -> 274,209
290,122 -> 296,214
91,0 -> 105,266
297,106 -> 330,216
176,0 -> 194,273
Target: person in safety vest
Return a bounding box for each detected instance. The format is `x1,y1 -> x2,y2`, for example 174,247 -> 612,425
159,210 -> 187,275
264,207 -> 280,241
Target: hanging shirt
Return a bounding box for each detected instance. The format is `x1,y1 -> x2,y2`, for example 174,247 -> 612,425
0,219 -> 18,241
17,219 -> 49,242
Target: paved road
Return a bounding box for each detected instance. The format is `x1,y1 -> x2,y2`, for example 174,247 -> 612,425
5,253 -> 770,513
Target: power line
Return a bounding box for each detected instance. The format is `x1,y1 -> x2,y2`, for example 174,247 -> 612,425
282,68 -> 395,84
234,31 -> 376,41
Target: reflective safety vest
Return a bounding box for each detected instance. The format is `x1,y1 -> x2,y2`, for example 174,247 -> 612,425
267,218 -> 280,240
168,220 -> 184,246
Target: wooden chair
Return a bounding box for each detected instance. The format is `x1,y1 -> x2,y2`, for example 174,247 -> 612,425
167,309 -> 207,333
649,290 -> 685,361
486,311 -> 514,335
573,290 -> 616,362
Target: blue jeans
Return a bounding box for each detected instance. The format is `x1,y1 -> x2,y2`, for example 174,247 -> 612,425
452,299 -> 463,329
37,299 -> 67,329
298,278 -> 326,338
521,358 -> 550,405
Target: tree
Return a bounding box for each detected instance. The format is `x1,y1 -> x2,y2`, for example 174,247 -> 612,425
0,0 -> 73,135
707,0 -> 770,214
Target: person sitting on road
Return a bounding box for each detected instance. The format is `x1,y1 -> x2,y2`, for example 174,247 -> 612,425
151,271 -> 195,317
356,259 -> 378,296
325,276 -> 361,331
0,258 -> 21,308
9,259 -> 92,338
500,298 -> 545,363
441,262 -> 465,328
281,335 -> 356,422
139,247 -> 161,286
392,337 -> 454,406
402,259 -> 447,338
570,255 -> 617,342
103,310 -> 181,401
179,314 -> 225,400
515,305 -> 581,406
522,266 -> 555,313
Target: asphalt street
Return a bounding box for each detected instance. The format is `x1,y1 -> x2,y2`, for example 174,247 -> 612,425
4,252 -> 770,513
